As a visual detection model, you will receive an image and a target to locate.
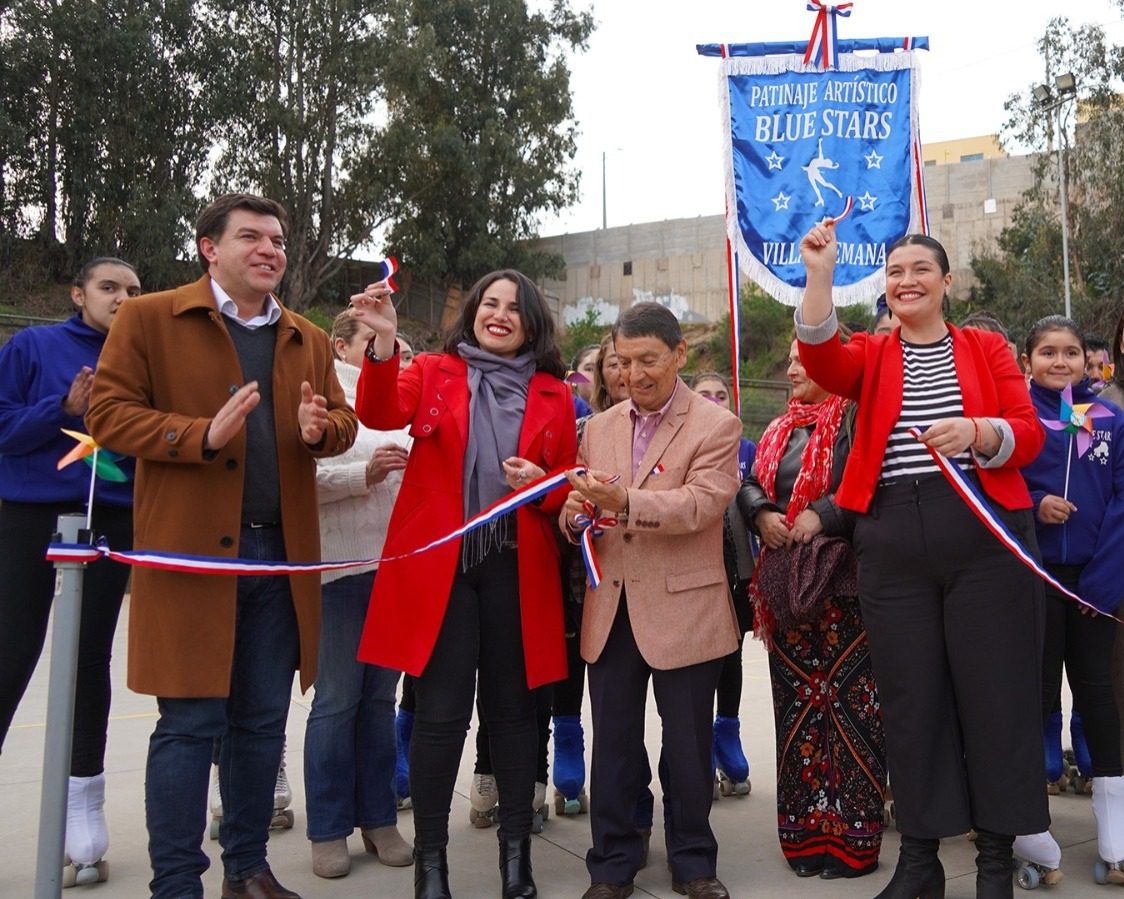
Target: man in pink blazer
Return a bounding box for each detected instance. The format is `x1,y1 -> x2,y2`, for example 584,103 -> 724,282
562,303 -> 742,899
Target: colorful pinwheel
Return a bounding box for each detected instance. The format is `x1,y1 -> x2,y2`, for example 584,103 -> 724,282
57,429 -> 128,483
1040,384 -> 1114,498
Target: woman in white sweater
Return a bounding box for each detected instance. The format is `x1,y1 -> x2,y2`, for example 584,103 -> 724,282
304,311 -> 414,878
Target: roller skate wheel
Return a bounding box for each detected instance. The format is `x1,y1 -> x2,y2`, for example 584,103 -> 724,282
531,811 -> 545,834
64,860 -> 108,887
270,807 -> 295,830
469,807 -> 495,829
1072,775 -> 1088,795
397,796 -> 412,811
1016,863 -> 1040,890
1095,861 -> 1110,885
209,816 -> 221,841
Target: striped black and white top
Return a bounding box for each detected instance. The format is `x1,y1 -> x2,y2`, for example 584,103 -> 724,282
880,333 -> 972,482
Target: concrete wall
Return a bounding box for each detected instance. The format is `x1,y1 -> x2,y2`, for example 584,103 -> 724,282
535,153 -> 1039,323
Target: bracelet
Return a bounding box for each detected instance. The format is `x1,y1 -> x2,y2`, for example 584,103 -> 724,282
365,337 -> 388,364
970,417 -> 982,450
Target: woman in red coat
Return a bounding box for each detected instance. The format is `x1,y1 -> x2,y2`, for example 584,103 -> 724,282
797,225 -> 1047,899
349,269 -> 576,899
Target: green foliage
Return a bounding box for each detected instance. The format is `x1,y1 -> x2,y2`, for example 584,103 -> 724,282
201,0 -> 388,310
972,14 -> 1124,339
558,307 -> 609,368
364,0 -> 594,287
0,0 -> 216,288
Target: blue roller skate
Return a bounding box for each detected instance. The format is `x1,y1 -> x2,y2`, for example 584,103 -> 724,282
1045,709 -> 1068,794
395,707 -> 414,809
713,715 -> 751,797
1070,711 -> 1093,795
551,715 -> 588,815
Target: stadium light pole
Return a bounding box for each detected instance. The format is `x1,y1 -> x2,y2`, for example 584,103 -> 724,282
1035,72 -> 1077,320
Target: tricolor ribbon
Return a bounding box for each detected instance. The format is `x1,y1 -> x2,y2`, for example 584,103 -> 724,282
803,1 -> 854,71
822,195 -> 854,226
574,499 -> 619,589
910,428 -> 1121,621
46,465 -> 578,574
378,256 -> 400,293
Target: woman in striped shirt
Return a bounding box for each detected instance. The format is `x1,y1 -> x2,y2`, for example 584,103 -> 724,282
794,225 -> 1046,899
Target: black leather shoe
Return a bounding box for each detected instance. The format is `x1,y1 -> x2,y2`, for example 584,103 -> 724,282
794,861 -> 824,877
221,868 -> 301,898
414,847 -> 451,899
499,834 -> 536,898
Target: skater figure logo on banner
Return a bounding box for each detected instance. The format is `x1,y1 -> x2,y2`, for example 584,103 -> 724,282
803,138 -> 844,207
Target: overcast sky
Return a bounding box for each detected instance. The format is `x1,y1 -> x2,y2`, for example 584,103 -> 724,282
536,0 -> 1124,236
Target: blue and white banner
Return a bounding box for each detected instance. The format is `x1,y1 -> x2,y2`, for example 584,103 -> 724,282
720,51 -> 928,306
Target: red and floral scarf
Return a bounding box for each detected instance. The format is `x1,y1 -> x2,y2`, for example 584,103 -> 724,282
749,393 -> 852,647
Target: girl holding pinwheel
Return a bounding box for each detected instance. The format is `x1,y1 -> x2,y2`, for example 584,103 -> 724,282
0,257 -> 140,886
796,224 -> 1048,899
1014,315 -> 1124,885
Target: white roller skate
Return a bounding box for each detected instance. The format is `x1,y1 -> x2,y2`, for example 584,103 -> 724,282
531,781 -> 550,833
208,763 -> 223,840
1013,831 -> 1063,889
63,774 -> 109,887
1093,776 -> 1124,884
469,772 -> 498,828
271,743 -> 295,830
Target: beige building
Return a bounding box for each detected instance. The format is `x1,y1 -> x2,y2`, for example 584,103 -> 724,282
536,151 -> 1038,324
922,134 -> 1006,166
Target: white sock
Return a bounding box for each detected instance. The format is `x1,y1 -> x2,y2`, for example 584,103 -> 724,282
1093,776 -> 1124,863
66,774 -> 108,866
1013,831 -> 1062,869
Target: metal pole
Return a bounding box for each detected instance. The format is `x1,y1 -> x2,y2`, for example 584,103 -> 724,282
1056,100 -> 1073,320
601,150 -> 607,230
35,513 -> 91,899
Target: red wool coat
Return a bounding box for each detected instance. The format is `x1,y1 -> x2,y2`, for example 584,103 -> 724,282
354,350 -> 577,689
798,323 -> 1043,513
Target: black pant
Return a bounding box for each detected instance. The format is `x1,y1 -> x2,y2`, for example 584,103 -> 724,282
853,474 -> 1048,838
410,544 -> 536,848
474,687 -> 552,784
1041,564 -> 1122,776
0,500 -> 132,775
587,597 -> 722,885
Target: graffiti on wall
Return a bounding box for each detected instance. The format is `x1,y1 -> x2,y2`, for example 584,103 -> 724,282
563,289 -> 710,327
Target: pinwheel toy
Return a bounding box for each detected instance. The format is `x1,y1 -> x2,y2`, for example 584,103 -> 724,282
57,429 -> 129,528
1040,384 -> 1114,499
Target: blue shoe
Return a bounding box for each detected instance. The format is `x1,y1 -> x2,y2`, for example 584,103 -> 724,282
1045,709 -> 1065,784
395,707 -> 414,805
551,715 -> 587,814
713,715 -> 750,796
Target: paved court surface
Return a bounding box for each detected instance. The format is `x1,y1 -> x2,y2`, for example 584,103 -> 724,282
1,596 -> 1106,897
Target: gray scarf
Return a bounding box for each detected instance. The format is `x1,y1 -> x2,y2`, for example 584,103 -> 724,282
456,342 -> 536,567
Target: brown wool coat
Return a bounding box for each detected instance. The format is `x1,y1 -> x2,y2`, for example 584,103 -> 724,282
86,275 -> 357,697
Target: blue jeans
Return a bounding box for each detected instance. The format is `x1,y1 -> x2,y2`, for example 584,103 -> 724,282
145,526 -> 299,898
304,570 -> 400,841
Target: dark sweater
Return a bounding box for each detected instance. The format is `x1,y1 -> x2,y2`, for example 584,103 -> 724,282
225,320 -> 281,524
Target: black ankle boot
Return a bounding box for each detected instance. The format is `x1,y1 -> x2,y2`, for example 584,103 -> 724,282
874,835 -> 945,899
499,834 -> 537,898
974,830 -> 1014,899
414,847 -> 451,899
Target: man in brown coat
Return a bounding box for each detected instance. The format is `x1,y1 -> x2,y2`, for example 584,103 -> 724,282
561,303 -> 742,899
87,193 -> 356,899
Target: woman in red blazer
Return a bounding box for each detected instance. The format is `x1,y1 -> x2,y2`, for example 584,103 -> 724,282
349,270 -> 576,899
797,225 -> 1047,899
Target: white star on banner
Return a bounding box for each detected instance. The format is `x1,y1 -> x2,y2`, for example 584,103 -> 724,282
864,149 -> 883,169
772,191 -> 791,211
765,150 -> 785,171
858,191 -> 878,211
